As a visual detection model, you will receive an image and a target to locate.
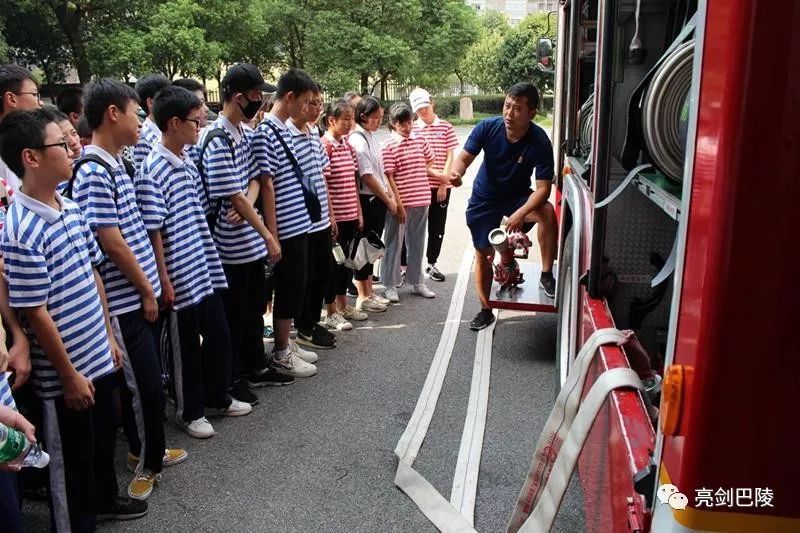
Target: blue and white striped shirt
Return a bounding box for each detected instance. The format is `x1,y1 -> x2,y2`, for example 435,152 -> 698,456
253,114 -> 312,240
199,115 -> 267,264
285,120 -> 331,233
133,118 -> 161,173
0,374 -> 14,409
2,192 -> 115,399
72,145 -> 162,316
137,144 -> 227,310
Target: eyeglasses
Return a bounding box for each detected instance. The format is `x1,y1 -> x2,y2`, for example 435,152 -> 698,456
184,118 -> 202,129
15,91 -> 41,101
32,141 -> 69,153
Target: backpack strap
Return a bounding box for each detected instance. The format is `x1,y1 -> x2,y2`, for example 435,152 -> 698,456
197,128 -> 234,233
64,154 -> 120,200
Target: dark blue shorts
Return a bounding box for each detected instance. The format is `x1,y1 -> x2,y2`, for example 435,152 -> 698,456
466,195 -> 536,249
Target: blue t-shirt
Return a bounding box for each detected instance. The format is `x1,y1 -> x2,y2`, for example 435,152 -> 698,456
464,117 -> 554,204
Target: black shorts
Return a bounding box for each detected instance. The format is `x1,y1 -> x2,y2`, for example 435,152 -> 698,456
272,233 -> 309,320
466,195 -> 535,249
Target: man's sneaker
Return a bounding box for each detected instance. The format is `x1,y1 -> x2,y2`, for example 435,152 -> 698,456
211,399 -> 252,417
229,381 -> 259,405
383,287 -> 400,303
272,352 -> 318,378
297,326 -> 336,350
372,274 -> 381,283
178,417 -> 215,439
371,293 -> 391,306
357,297 -> 386,313
290,339 -> 318,363
426,264 -> 446,282
539,272 -> 556,298
347,283 -> 359,297
412,283 -> 436,298
469,309 -> 496,331
247,366 -> 295,387
128,470 -> 161,501
397,270 -> 406,288
126,448 -> 188,473
97,497 -> 148,522
263,325 -> 275,342
341,305 -> 368,321
324,312 -> 353,331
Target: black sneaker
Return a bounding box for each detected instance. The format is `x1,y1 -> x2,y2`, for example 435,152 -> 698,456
469,309 -> 496,331
229,381 -> 259,405
97,496 -> 148,522
426,264 -> 446,282
247,367 -> 295,387
372,274 -> 381,283
297,326 -> 336,350
347,282 -> 358,297
539,272 -> 556,298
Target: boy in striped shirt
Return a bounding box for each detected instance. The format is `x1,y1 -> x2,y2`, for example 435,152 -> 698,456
409,88 -> 459,282
380,103 -> 441,302
132,74 -> 170,173
138,85 -> 253,445
198,64 -> 286,401
71,79 -> 187,503
0,108 -> 147,529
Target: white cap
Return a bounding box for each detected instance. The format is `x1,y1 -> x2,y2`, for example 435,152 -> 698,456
409,88 -> 431,113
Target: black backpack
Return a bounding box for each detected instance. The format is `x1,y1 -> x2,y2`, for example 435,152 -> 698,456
196,128 -> 234,234
63,154 -> 135,200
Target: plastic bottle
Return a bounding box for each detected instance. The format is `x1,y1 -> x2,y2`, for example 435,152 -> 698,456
332,243 -> 345,265
0,422 -> 50,468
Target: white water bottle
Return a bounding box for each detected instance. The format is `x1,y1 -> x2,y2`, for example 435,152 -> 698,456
0,422 -> 50,468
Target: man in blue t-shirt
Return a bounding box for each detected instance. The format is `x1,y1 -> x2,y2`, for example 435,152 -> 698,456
449,83 -> 557,331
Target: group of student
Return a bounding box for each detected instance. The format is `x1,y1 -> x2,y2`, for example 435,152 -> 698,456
0,62 -> 460,532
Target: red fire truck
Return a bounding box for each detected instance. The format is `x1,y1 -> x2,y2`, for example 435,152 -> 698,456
539,0 -> 798,531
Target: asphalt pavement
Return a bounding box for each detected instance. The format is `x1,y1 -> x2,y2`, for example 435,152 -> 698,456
24,124 -> 585,532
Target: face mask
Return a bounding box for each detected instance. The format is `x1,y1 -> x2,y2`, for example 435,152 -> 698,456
239,95 -> 262,120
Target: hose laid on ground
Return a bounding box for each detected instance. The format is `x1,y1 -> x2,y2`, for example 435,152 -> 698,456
641,40 -> 694,182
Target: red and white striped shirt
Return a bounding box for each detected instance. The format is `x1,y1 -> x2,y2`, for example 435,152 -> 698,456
382,132 -> 434,209
413,117 -> 459,188
322,132 -> 360,222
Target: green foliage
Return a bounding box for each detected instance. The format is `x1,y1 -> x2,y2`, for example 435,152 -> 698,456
461,32 -> 504,93
494,13 -> 557,94
88,29 -> 150,81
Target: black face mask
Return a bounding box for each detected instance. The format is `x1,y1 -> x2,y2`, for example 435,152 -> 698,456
239,95 -> 262,120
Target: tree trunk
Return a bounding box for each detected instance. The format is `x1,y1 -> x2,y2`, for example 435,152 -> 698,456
360,72 -> 369,95
48,1 -> 92,83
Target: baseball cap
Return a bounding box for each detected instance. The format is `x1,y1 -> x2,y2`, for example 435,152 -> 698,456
409,88 -> 431,113
222,64 -> 277,94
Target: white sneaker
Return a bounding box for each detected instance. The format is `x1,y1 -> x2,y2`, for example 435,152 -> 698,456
324,312 -> 353,331
412,283 -> 436,298
211,399 -> 252,417
179,417 -> 215,439
383,287 -> 400,303
341,305 -> 368,321
289,339 -> 318,363
357,297 -> 386,313
371,293 -> 391,306
397,270 -> 406,288
272,352 -> 318,378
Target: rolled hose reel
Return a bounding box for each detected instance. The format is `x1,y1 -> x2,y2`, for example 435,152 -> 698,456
641,40 -> 694,182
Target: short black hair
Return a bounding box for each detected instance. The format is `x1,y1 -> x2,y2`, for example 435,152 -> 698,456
388,102 -> 413,125
326,98 -> 354,120
0,64 -> 37,114
343,91 -> 362,104
172,78 -> 207,99
42,105 -> 70,124
84,78 -> 140,130
507,82 -> 540,110
135,74 -> 170,115
276,68 -> 317,100
152,86 -> 202,132
76,115 -> 92,138
56,87 -> 84,117
355,96 -> 382,126
0,109 -> 54,178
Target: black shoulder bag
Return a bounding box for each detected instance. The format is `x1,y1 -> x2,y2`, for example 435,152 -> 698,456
197,128 -> 235,233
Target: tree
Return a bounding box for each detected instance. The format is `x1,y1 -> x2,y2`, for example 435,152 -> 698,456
495,13 -> 556,94
460,32 -> 504,93
88,29 -> 150,81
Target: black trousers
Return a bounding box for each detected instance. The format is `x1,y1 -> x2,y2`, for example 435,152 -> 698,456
173,292 -> 233,423
42,374 -> 118,533
273,234 -> 309,320
325,220 -> 358,304
426,187 -> 451,265
0,472 -> 22,533
223,260 -> 268,383
116,310 -> 165,474
296,228 -> 333,332
355,194 -> 387,281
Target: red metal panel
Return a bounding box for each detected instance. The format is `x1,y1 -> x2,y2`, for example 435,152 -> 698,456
578,295 -> 655,533
662,0 -> 800,525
